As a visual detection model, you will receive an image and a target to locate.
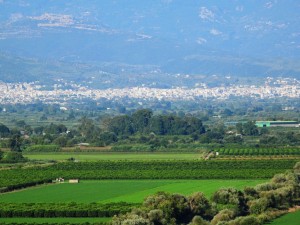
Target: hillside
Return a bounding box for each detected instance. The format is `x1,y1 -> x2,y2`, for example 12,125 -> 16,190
0,0 -> 299,80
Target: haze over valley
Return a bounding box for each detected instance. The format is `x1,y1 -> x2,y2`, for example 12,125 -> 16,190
0,0 -> 300,96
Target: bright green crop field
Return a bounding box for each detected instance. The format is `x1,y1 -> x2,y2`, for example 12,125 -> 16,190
0,179 -> 265,203
267,210 -> 300,225
24,152 -> 203,161
0,217 -> 110,224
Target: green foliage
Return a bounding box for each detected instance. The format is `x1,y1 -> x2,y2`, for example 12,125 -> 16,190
44,123 -> 68,135
0,150 -> 3,160
0,217 -> 109,225
8,134 -> 22,152
248,198 -> 269,215
53,136 -> 69,147
210,209 -> 235,225
188,192 -> 213,219
240,121 -> 259,136
2,151 -> 26,163
216,147 -> 300,156
106,109 -> 205,136
24,145 -> 61,152
99,132 -> 118,146
143,192 -> 190,224
188,216 -> 210,225
293,161 -> 300,173
0,123 -> 10,137
211,188 -> 248,216
229,215 -> 261,225
78,117 -> 101,142
0,202 -> 136,218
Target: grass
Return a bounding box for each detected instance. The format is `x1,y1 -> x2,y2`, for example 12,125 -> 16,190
0,179 -> 265,203
24,152 -> 203,161
267,210 -> 300,225
0,217 -> 110,224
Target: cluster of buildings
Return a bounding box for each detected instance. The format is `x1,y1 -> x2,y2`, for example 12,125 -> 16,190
0,81 -> 299,105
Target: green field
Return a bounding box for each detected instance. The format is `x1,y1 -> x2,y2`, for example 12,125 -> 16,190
0,180 -> 265,203
267,210 -> 300,225
24,152 -> 203,161
0,217 -> 110,224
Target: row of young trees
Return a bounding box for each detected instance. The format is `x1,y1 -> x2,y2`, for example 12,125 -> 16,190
112,162 -> 300,225
1,109 -> 300,152
217,147 -> 300,156
0,202 -> 137,218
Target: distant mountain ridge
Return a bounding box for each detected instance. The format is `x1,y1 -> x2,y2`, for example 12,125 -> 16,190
0,0 -> 299,81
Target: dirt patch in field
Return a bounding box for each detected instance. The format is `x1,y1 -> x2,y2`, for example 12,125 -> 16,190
288,205 -> 300,213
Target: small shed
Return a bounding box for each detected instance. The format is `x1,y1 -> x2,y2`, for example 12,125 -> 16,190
69,179 -> 79,183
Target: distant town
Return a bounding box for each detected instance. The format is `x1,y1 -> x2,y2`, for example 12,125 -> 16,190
0,77 -> 299,105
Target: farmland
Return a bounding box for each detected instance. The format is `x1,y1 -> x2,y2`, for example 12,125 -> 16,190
1,160 -> 296,193
1,140 -> 299,225
24,152 -> 203,161
268,210 -> 300,225
0,217 -> 110,225
0,179 -> 266,203
216,147 -> 300,156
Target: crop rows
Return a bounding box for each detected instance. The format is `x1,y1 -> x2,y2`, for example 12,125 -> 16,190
0,202 -> 137,218
0,160 -> 296,193
216,148 -> 300,156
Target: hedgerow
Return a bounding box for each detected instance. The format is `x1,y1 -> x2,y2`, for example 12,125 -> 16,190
0,202 -> 138,218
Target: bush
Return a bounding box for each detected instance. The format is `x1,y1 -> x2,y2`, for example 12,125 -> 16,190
229,215 -> 261,225
0,150 -> 3,160
143,192 -> 190,224
248,198 -> 269,215
210,209 -> 235,225
188,192 -> 213,219
2,151 -> 27,163
211,188 -> 248,216
188,216 -> 210,225
24,145 -> 61,152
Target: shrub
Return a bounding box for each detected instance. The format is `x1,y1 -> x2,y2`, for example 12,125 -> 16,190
24,145 -> 61,152
229,215 -> 261,225
210,209 -> 235,225
211,188 -> 248,216
254,182 -> 277,192
188,192 -> 213,220
143,192 -> 189,224
2,151 -> 27,163
0,150 -> 3,161
248,198 -> 269,215
243,187 -> 258,199
188,215 -> 210,225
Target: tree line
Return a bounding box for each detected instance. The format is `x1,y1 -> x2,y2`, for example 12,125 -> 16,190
1,108 -> 300,162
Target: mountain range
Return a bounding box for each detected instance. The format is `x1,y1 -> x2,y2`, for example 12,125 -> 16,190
0,0 -> 300,85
